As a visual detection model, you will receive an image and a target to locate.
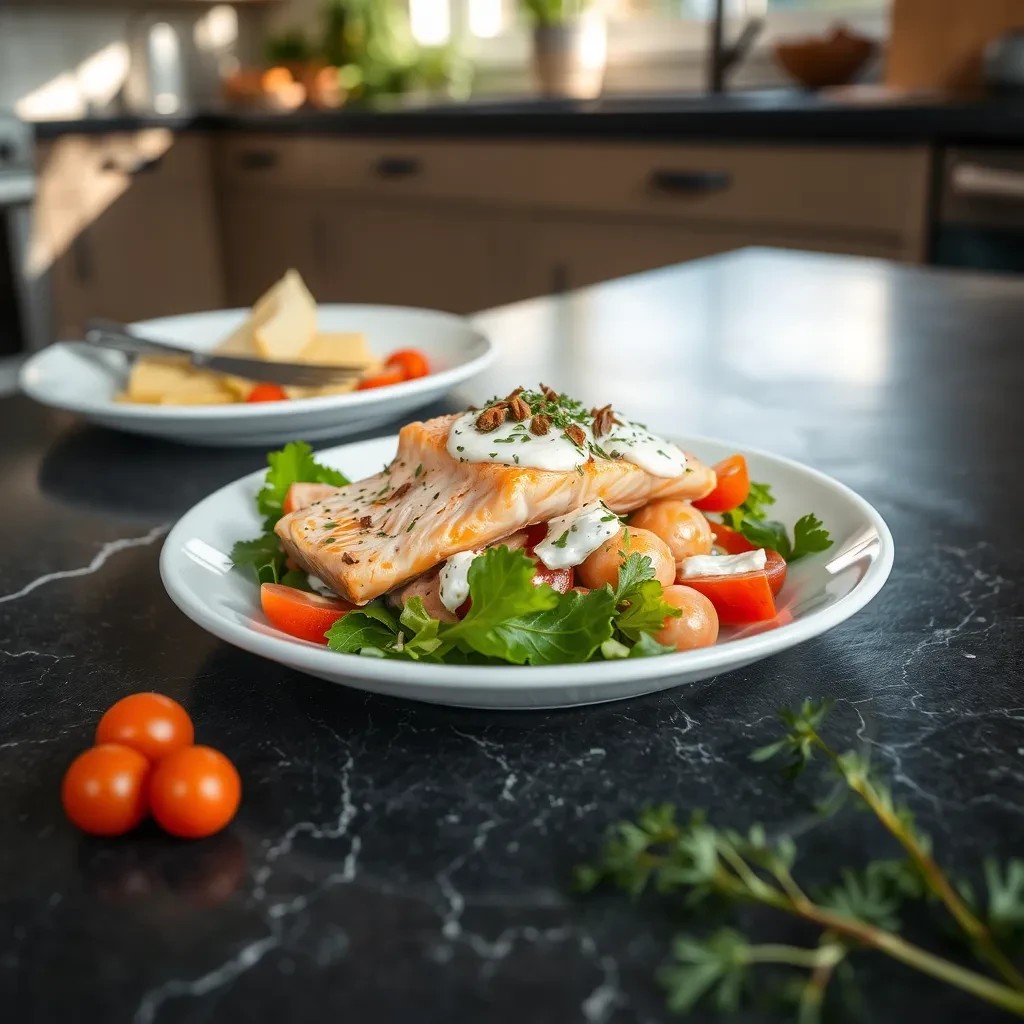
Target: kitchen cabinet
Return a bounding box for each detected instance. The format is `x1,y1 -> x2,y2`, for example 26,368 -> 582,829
217,191 -> 324,306
214,133 -> 931,314
37,132 -> 224,340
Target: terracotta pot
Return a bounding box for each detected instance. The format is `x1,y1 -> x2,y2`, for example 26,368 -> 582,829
532,12 -> 607,99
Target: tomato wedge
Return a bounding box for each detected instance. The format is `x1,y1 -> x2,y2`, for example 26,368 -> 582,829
707,523 -> 787,596
693,455 -> 750,513
260,583 -> 353,643
386,348 -> 430,380
282,482 -> 341,516
247,383 -> 288,403
680,570 -> 776,625
357,369 -> 404,390
532,563 -> 574,594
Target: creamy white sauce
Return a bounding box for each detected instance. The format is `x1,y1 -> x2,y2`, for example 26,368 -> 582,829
534,501 -> 621,570
679,549 -> 767,579
446,410 -> 687,479
439,550 -> 479,613
307,574 -> 336,597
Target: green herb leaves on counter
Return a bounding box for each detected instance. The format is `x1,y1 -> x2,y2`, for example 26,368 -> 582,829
326,547 -> 677,666
231,441 -> 349,584
721,481 -> 833,562
577,700 -> 1024,1022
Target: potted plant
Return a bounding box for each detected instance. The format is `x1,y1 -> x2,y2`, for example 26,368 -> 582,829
522,0 -> 607,99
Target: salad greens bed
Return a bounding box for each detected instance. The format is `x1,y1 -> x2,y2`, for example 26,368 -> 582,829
231,441 -> 833,666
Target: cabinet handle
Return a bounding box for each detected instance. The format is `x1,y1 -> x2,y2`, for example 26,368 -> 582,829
374,156 -> 422,179
649,169 -> 731,195
238,150 -> 279,171
100,155 -> 164,175
952,162 -> 1024,201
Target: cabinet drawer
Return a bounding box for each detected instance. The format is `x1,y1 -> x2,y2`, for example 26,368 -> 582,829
527,142 -> 931,240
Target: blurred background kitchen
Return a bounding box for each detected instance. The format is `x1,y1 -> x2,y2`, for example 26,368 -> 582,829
3,0 -> 1024,360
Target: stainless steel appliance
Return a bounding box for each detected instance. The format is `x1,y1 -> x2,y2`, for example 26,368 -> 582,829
933,147 -> 1024,274
0,113 -> 44,354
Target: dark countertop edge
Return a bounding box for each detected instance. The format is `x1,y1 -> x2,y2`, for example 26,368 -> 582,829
28,100 -> 1024,147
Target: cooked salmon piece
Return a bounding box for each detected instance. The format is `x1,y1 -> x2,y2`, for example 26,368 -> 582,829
275,413 -> 715,605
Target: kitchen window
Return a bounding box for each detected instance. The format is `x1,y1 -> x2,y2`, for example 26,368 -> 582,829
409,1 -> 891,47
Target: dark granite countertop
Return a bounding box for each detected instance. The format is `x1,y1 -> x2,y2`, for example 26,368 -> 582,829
4,248 -> 1024,1023
29,90 -> 1024,145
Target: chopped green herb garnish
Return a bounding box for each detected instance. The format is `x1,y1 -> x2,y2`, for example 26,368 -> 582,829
551,530 -> 570,549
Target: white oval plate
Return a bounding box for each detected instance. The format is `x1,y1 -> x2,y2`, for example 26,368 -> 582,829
161,434 -> 893,709
19,306 -> 492,447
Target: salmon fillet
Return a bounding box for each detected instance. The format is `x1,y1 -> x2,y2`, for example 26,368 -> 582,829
275,413 -> 715,605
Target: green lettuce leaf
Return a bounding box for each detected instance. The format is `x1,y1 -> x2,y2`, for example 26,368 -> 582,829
257,441 -> 349,530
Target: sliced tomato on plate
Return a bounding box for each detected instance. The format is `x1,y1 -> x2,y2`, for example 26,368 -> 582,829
707,523 -> 787,596
693,454 -> 750,513
260,583 -> 353,643
532,563 -> 574,594
680,569 -> 777,625
282,482 -> 342,516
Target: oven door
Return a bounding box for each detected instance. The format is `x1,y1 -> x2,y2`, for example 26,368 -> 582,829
933,147 -> 1024,273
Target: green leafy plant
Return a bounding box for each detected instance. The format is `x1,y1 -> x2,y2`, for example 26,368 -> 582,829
521,0 -> 593,28
577,701 -> 1024,1019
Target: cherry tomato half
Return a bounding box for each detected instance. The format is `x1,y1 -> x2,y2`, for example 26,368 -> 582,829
96,693 -> 194,763
149,746 -> 241,840
693,455 -> 750,513
385,348 -> 430,381
260,583 -> 353,643
707,523 -> 787,596
532,562 -> 574,594
282,482 -> 340,516
62,744 -> 151,836
680,569 -> 776,626
522,524 -> 575,594
246,383 -> 288,403
357,369 -> 404,390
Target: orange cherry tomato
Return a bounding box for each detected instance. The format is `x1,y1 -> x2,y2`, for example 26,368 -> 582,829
680,569 -> 776,626
62,744 -> 151,836
260,582 -> 353,643
707,523 -> 787,596
149,746 -> 241,839
96,693 -> 194,763
357,369 -> 404,390
385,348 -> 430,380
282,481 -> 339,516
693,454 -> 750,513
246,383 -> 288,403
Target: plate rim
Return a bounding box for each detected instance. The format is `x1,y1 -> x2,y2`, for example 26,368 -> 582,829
159,431 -> 895,696
18,303 -> 493,420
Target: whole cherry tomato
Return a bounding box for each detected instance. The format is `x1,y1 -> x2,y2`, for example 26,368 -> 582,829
385,348 -> 430,380
149,746 -> 241,839
96,693 -> 194,763
357,369 -> 404,390
62,744 -> 151,836
246,383 -> 288,403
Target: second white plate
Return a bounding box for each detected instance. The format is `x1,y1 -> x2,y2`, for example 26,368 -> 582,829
160,433 -> 894,710
19,305 -> 492,447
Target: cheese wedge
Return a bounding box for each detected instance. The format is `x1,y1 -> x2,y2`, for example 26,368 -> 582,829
253,269 -> 317,360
